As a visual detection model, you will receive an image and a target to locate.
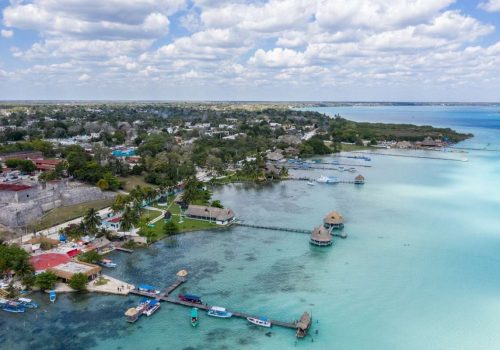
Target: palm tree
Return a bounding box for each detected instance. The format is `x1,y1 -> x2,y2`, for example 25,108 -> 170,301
120,206 -> 135,232
83,207 -> 101,234
129,185 -> 145,205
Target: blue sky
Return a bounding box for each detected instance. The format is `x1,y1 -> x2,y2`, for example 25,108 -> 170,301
0,0 -> 499,101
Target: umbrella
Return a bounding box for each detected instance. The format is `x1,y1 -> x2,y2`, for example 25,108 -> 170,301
176,269 -> 188,277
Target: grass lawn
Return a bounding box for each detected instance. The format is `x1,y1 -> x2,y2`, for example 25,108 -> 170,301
340,144 -> 372,152
29,198 -> 115,231
138,201 -> 217,243
119,175 -> 154,192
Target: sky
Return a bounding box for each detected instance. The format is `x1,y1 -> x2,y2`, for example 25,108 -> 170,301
0,0 -> 499,102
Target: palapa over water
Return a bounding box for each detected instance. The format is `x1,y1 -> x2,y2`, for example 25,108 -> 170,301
296,311 -> 312,338
323,211 -> 344,229
310,226 -> 332,246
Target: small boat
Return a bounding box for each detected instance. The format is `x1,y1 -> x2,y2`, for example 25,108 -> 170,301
99,259 -> 117,268
137,284 -> 160,295
125,299 -> 150,323
207,306 -> 232,318
191,307 -> 198,327
247,317 -> 271,328
49,290 -> 56,303
179,294 -> 202,304
306,181 -> 315,186
2,301 -> 25,313
316,175 -> 339,184
17,297 -> 39,308
143,299 -> 160,316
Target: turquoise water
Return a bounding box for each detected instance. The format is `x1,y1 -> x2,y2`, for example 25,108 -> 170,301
2,106 -> 500,349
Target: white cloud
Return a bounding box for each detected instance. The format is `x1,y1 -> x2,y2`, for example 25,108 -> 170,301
249,48 -> 308,67
78,73 -> 91,81
478,0 -> 500,12
1,29 -> 13,38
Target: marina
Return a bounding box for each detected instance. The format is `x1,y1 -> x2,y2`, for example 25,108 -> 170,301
128,272 -> 309,336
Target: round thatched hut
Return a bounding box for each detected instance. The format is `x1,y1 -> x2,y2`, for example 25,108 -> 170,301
310,226 -> 332,247
354,174 -> 365,184
323,211 -> 344,229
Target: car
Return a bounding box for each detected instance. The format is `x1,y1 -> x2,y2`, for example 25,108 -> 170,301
0,282 -> 10,289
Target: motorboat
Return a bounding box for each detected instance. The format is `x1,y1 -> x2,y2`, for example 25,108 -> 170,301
316,175 -> 339,184
178,294 -> 202,304
2,301 -> 25,313
143,299 -> 161,316
99,259 -> 117,268
17,297 -> 38,308
191,307 -> 199,327
137,284 -> 160,295
306,181 -> 315,186
207,306 -> 232,318
247,317 -> 271,328
49,290 -> 56,303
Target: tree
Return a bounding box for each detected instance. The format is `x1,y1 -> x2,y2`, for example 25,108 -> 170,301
35,271 -> 58,290
111,194 -> 128,214
96,178 -> 109,190
21,273 -> 36,290
4,159 -> 36,173
78,250 -> 101,264
210,200 -> 224,209
0,243 -> 31,276
83,208 -> 101,234
69,273 -> 88,291
120,206 -> 136,232
164,221 -> 179,236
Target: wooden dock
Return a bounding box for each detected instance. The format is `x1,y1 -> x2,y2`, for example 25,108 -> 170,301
115,246 -> 134,253
235,222 -> 348,238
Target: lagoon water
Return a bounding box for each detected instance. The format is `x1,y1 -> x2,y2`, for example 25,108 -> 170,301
2,105 -> 500,350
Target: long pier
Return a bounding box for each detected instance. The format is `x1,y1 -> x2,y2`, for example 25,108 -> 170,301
129,276 -> 297,331
235,222 -> 348,238
350,151 -> 467,162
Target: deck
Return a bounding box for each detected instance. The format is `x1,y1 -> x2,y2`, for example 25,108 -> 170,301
128,276 -> 299,332
235,222 -> 348,238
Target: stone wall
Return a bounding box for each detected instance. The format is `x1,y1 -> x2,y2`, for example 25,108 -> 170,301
0,181 -> 116,230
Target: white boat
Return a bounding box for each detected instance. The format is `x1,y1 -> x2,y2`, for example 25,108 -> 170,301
207,306 -> 232,318
316,175 -> 339,184
247,317 -> 272,327
99,259 -> 117,268
306,181 -> 315,186
143,300 -> 160,316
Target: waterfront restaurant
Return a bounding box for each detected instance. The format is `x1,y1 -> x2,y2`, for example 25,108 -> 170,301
184,205 -> 235,225
323,211 -> 344,229
354,174 -> 365,185
310,226 -> 333,247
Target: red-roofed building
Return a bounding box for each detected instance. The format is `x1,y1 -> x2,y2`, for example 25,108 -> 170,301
30,253 -> 70,271
0,183 -> 35,203
103,216 -> 122,230
66,249 -> 81,258
32,159 -> 62,171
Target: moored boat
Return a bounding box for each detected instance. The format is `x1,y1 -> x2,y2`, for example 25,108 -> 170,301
17,297 -> 38,308
143,299 -> 160,316
49,290 -> 56,303
247,317 -> 271,327
137,284 -> 160,295
2,301 -> 25,313
306,181 -> 315,186
99,259 -> 117,268
316,175 -> 339,184
125,299 -> 150,323
207,306 -> 232,318
191,307 -> 198,327
179,294 -> 202,304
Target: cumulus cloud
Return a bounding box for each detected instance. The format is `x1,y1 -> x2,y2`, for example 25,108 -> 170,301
1,29 -> 13,38
0,0 -> 499,100
478,0 -> 500,12
78,73 -> 91,81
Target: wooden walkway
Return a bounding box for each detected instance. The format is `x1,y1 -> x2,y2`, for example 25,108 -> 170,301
351,151 -> 467,162
131,286 -> 297,330
115,246 -> 134,253
235,222 -> 348,239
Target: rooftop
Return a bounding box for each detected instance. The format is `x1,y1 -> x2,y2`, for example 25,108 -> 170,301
30,253 -> 70,271
49,261 -> 101,279
323,211 -> 344,225
0,183 -> 33,192
185,205 -> 235,222
310,226 -> 332,242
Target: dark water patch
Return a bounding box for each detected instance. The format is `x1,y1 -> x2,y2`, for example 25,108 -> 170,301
251,257 -> 310,293
205,327 -> 229,342
245,254 -> 257,262
224,249 -> 236,261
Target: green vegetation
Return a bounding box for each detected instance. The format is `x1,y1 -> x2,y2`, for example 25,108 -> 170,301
29,198 -> 114,231
4,158 -> 36,173
68,273 -> 88,291
83,207 -> 101,235
35,271 -> 58,290
0,243 -> 33,277
78,250 -> 101,264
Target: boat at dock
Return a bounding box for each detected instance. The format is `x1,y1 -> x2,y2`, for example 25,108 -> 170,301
125,299 -> 150,323
191,307 -> 199,327
17,297 -> 38,308
247,317 -> 271,327
207,306 -> 232,318
179,294 -> 202,304
49,290 -> 56,303
98,259 -> 117,268
316,175 -> 339,184
2,301 -> 25,313
306,181 -> 315,186
137,284 -> 160,295
143,299 -> 161,316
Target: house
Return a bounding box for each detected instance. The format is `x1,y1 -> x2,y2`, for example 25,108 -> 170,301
310,226 -> 332,247
102,216 -> 122,231
266,151 -> 284,162
32,159 -> 62,171
0,151 -> 43,162
354,175 -> 365,185
48,261 -> 102,282
184,205 -> 235,225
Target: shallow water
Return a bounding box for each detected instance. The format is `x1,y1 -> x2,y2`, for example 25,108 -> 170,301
2,106 -> 500,350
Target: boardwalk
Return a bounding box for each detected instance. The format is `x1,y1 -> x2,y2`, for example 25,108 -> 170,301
129,276 -> 298,331
235,222 -> 348,238
351,151 -> 467,162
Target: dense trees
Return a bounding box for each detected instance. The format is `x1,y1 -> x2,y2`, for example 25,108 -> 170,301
83,208 -> 101,234
35,271 -> 58,290
4,159 -> 36,173
0,244 -> 33,278
78,250 -> 101,264
69,273 -> 88,291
